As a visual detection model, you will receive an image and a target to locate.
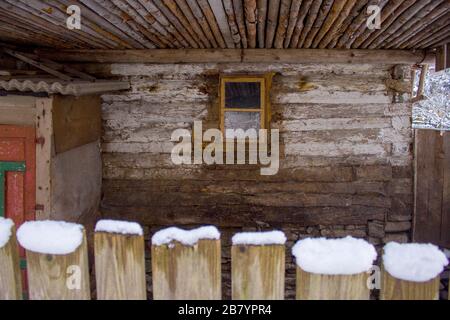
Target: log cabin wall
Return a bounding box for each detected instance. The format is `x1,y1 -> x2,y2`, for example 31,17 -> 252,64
100,62 -> 414,298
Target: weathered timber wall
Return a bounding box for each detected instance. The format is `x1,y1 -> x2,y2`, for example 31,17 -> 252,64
100,63 -> 414,299
414,130 -> 450,248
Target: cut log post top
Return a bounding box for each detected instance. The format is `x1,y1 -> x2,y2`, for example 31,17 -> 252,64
382,242 -> 449,282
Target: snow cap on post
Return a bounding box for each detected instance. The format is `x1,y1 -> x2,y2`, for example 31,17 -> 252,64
152,226 -> 220,246
95,219 -> 143,236
232,230 -> 286,245
0,217 -> 14,248
383,242 -> 449,282
17,220 -> 84,255
292,236 -> 377,275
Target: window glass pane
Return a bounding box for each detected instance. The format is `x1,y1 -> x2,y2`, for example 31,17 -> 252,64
224,112 -> 260,139
225,82 -> 261,109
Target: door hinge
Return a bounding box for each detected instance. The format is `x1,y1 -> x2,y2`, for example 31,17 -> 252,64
35,137 -> 45,145
35,204 -> 44,211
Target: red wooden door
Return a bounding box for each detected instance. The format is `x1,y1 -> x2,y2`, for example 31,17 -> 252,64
0,125 -> 36,296
0,125 -> 35,224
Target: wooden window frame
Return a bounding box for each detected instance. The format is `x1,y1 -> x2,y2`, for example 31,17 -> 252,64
220,76 -> 267,141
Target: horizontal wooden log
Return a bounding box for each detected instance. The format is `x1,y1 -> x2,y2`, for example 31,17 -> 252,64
107,62 -> 392,78
35,49 -> 433,64
100,204 -> 387,227
103,165 -> 355,181
103,178 -> 389,195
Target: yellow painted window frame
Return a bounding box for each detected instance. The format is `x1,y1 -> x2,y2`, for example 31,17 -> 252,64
220,75 -> 268,141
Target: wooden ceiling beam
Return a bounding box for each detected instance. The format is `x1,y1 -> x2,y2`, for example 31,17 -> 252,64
366,0 -> 435,49
312,0 -> 352,49
289,0 -> 313,48
317,0 -> 359,49
222,0 -> 242,48
34,49 -> 434,65
244,0 -> 258,49
351,0 -> 409,49
303,0 -> 333,48
334,0 -> 381,49
232,0 -> 248,48
296,0 -> 322,48
273,0 -> 291,49
383,0 -> 449,49
283,0 -> 302,48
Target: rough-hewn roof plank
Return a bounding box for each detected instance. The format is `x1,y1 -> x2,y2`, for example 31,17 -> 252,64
0,0 -> 447,50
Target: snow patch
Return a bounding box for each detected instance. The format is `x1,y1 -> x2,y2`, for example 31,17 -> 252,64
232,231 -> 286,245
0,218 -> 14,248
292,236 -> 377,275
17,220 -> 84,255
152,226 -> 220,246
383,242 -> 449,282
95,219 -> 143,236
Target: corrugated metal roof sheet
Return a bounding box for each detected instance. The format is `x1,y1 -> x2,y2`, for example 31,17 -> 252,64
0,78 -> 130,96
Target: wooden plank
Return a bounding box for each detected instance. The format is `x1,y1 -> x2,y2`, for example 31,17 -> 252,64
0,95 -> 36,108
35,98 -> 53,220
232,244 -> 285,300
207,0 -> 235,48
152,239 -> 221,299
35,49 -> 433,64
296,267 -> 370,300
26,229 -> 90,300
435,44 -> 449,71
52,95 -> 101,154
441,132 -> 450,247
0,106 -> 35,126
413,130 -> 445,245
0,224 -> 22,300
94,232 -> 146,300
380,268 -> 440,300
3,49 -> 73,81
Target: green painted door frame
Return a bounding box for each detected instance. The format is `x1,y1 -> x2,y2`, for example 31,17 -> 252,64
0,161 -> 26,217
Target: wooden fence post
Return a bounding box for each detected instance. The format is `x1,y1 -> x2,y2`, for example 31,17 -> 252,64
380,242 -> 447,300
151,226 -> 221,300
293,237 -> 376,300
231,231 -> 286,300
0,219 -> 22,300
17,221 -> 90,300
296,268 -> 370,300
94,220 -> 146,300
380,268 -> 440,300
